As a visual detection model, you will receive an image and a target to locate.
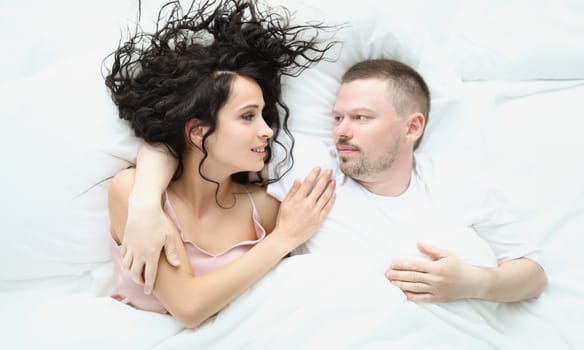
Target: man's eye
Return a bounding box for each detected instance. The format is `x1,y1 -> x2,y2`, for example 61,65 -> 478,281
355,115 -> 367,121
333,115 -> 343,123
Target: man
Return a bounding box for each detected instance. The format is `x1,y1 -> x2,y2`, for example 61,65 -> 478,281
120,59 -> 547,302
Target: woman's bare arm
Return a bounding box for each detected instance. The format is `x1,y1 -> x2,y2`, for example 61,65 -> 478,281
109,167 -> 335,328
121,143 -> 179,294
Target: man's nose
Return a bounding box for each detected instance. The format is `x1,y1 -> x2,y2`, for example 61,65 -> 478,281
333,117 -> 352,140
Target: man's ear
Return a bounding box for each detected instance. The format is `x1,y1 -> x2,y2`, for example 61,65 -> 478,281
405,113 -> 425,145
185,119 -> 206,149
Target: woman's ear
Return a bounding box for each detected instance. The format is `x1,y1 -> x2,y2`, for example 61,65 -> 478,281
185,119 -> 206,149
405,112 -> 425,146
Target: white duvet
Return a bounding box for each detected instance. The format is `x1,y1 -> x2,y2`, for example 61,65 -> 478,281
158,248 -> 570,350
158,253 -> 503,350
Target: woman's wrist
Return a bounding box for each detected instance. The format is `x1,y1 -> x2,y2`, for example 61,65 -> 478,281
127,189 -> 164,210
262,230 -> 299,259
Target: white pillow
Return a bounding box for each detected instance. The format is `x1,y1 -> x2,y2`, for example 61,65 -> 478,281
442,0 -> 584,80
1,0 -> 142,281
0,53 -> 139,281
275,0 -> 465,146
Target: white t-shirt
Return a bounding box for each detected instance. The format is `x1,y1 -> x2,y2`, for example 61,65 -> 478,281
267,135 -> 542,269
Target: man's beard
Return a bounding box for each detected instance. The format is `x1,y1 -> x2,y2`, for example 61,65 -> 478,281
338,140 -> 399,181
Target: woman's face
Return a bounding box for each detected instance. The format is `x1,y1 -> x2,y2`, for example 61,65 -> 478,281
204,75 -> 274,174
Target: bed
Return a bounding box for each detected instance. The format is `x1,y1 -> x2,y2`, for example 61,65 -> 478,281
2,0 -> 583,349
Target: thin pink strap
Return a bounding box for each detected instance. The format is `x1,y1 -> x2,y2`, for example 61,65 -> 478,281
243,187 -> 258,214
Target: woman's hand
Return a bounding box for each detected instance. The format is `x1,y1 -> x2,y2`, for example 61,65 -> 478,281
272,167 -> 336,249
121,195 -> 180,294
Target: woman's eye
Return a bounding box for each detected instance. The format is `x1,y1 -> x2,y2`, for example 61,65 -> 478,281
241,113 -> 254,121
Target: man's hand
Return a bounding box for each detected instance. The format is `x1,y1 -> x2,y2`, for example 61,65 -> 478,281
121,197 -> 180,294
385,242 -> 486,302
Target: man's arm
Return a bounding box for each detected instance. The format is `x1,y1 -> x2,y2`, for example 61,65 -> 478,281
388,156 -> 548,302
386,242 -> 547,302
122,142 -> 178,294
475,256 -> 547,302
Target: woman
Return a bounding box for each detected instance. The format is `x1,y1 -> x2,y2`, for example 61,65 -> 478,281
104,0 -> 336,328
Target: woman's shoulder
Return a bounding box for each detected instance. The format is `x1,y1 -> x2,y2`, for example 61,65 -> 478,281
244,184 -> 279,233
108,167 -> 137,244
110,167 -> 136,190
108,167 -> 138,207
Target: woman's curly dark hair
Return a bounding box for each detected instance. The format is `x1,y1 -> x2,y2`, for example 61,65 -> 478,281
103,0 -> 336,187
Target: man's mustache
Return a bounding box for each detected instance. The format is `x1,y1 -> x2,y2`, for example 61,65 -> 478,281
336,138 -> 360,151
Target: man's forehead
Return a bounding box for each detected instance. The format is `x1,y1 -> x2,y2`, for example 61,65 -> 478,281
333,80 -> 391,114
336,79 -> 389,98
332,104 -> 377,115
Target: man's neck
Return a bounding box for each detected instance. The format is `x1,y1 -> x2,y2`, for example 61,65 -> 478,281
355,155 -> 414,197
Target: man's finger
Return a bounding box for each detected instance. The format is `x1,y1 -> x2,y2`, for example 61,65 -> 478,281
417,242 -> 450,260
121,250 -> 133,272
404,292 -> 436,302
129,259 -> 145,285
390,260 -> 431,273
120,244 -> 128,258
386,270 -> 428,284
391,280 -> 431,294
164,237 -> 181,267
143,261 -> 158,295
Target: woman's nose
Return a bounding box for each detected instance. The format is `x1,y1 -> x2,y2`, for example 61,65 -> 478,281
258,118 -> 274,139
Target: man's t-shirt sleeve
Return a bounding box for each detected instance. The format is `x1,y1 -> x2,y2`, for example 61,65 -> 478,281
421,154 -> 544,268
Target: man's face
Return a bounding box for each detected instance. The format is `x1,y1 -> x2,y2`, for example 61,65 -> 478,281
332,78 -> 406,181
